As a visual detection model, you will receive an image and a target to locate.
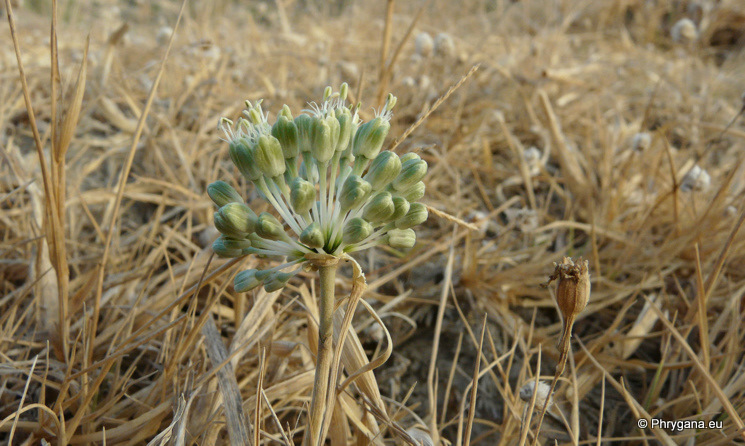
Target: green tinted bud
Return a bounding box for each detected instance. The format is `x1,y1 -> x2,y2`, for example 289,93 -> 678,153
264,271 -> 292,292
220,236 -> 252,250
256,212 -> 285,240
207,181 -> 243,207
335,108 -> 354,152
214,213 -> 244,239
212,236 -> 243,257
217,203 -> 257,234
399,181 -> 425,202
400,152 -> 420,163
396,202 -> 428,229
255,135 -> 286,178
392,158 -> 427,191
311,117 -> 335,163
339,175 -> 372,212
343,217 -> 373,244
229,138 -> 262,181
279,104 -> 293,120
353,117 -> 390,160
295,114 -> 314,153
235,269 -> 262,292
387,228 -> 416,249
362,191 -> 395,223
255,269 -> 273,281
290,177 -> 316,214
389,196 -> 410,221
364,151 -> 402,190
299,221 -> 325,248
271,115 -> 299,159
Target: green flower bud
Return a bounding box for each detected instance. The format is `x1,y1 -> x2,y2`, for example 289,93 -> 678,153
335,108 -> 354,152
207,180 -> 243,207
363,191 -> 395,223
213,236 -> 243,258
271,115 -> 299,159
278,104 -> 293,120
256,212 -> 285,240
387,228 -> 416,249
343,217 -> 373,244
392,158 -> 427,191
217,203 -> 257,235
353,117 -> 390,160
399,181 -> 425,202
263,271 -> 293,292
364,151 -> 402,190
339,175 -> 372,212
295,114 -> 314,153
299,221 -> 325,248
389,196 -> 410,222
311,117 -> 335,164
255,135 -> 286,178
290,177 -> 316,214
229,138 -> 262,181
396,202 -> 428,229
235,269 -> 263,292
255,269 -> 273,281
220,235 -> 252,250
399,152 -> 420,163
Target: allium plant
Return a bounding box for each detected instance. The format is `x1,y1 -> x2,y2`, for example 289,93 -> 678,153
208,84 -> 427,444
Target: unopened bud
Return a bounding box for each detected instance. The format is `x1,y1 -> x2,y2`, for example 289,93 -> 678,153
256,212 -> 285,240
295,114 -> 314,153
311,117 -> 335,163
271,114 -> 299,159
353,117 -> 390,160
364,150 -> 402,190
235,269 -> 262,292
299,221 -> 325,248
335,107 -> 354,153
387,228 -> 416,249
392,158 -> 427,191
399,181 -> 425,202
212,236 -> 244,257
229,138 -> 262,181
290,177 -> 316,214
389,196 -> 410,221
343,217 -> 373,244
216,203 -> 257,236
255,135 -> 286,178
396,202 -> 428,229
207,180 -> 243,207
264,271 -> 293,292
339,175 -> 372,212
363,191 -> 395,223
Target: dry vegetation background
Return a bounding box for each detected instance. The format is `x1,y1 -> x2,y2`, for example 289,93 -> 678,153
2,0 -> 745,444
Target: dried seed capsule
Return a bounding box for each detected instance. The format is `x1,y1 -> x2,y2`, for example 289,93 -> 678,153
290,177 -> 316,214
363,191 -> 395,223
299,221 -> 325,249
353,117 -> 390,160
543,257 -> 590,354
339,175 -> 372,212
256,212 -> 285,241
388,196 -> 410,222
229,137 -> 262,181
234,269 -> 262,292
207,180 -> 243,207
255,135 -> 286,178
364,150 -> 402,190
271,114 -> 299,159
392,158 -> 427,191
395,202 -> 428,229
387,228 -> 416,249
343,217 -> 373,244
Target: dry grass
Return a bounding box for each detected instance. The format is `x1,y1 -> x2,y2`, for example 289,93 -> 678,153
2,0 -> 745,444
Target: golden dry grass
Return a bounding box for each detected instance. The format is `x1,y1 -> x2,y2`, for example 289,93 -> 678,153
2,0 -> 745,444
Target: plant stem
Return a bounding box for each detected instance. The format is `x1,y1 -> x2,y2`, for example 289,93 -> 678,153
307,265 -> 336,446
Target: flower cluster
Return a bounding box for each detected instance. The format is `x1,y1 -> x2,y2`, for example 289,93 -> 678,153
208,84 -> 428,292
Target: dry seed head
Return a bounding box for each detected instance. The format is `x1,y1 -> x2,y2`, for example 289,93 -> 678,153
544,257 -> 590,324
680,164 -> 710,192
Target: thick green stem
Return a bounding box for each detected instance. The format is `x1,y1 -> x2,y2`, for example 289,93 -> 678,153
307,265 -> 336,446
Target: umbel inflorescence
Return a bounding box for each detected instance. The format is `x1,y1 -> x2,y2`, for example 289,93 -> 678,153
208,84 -> 428,293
